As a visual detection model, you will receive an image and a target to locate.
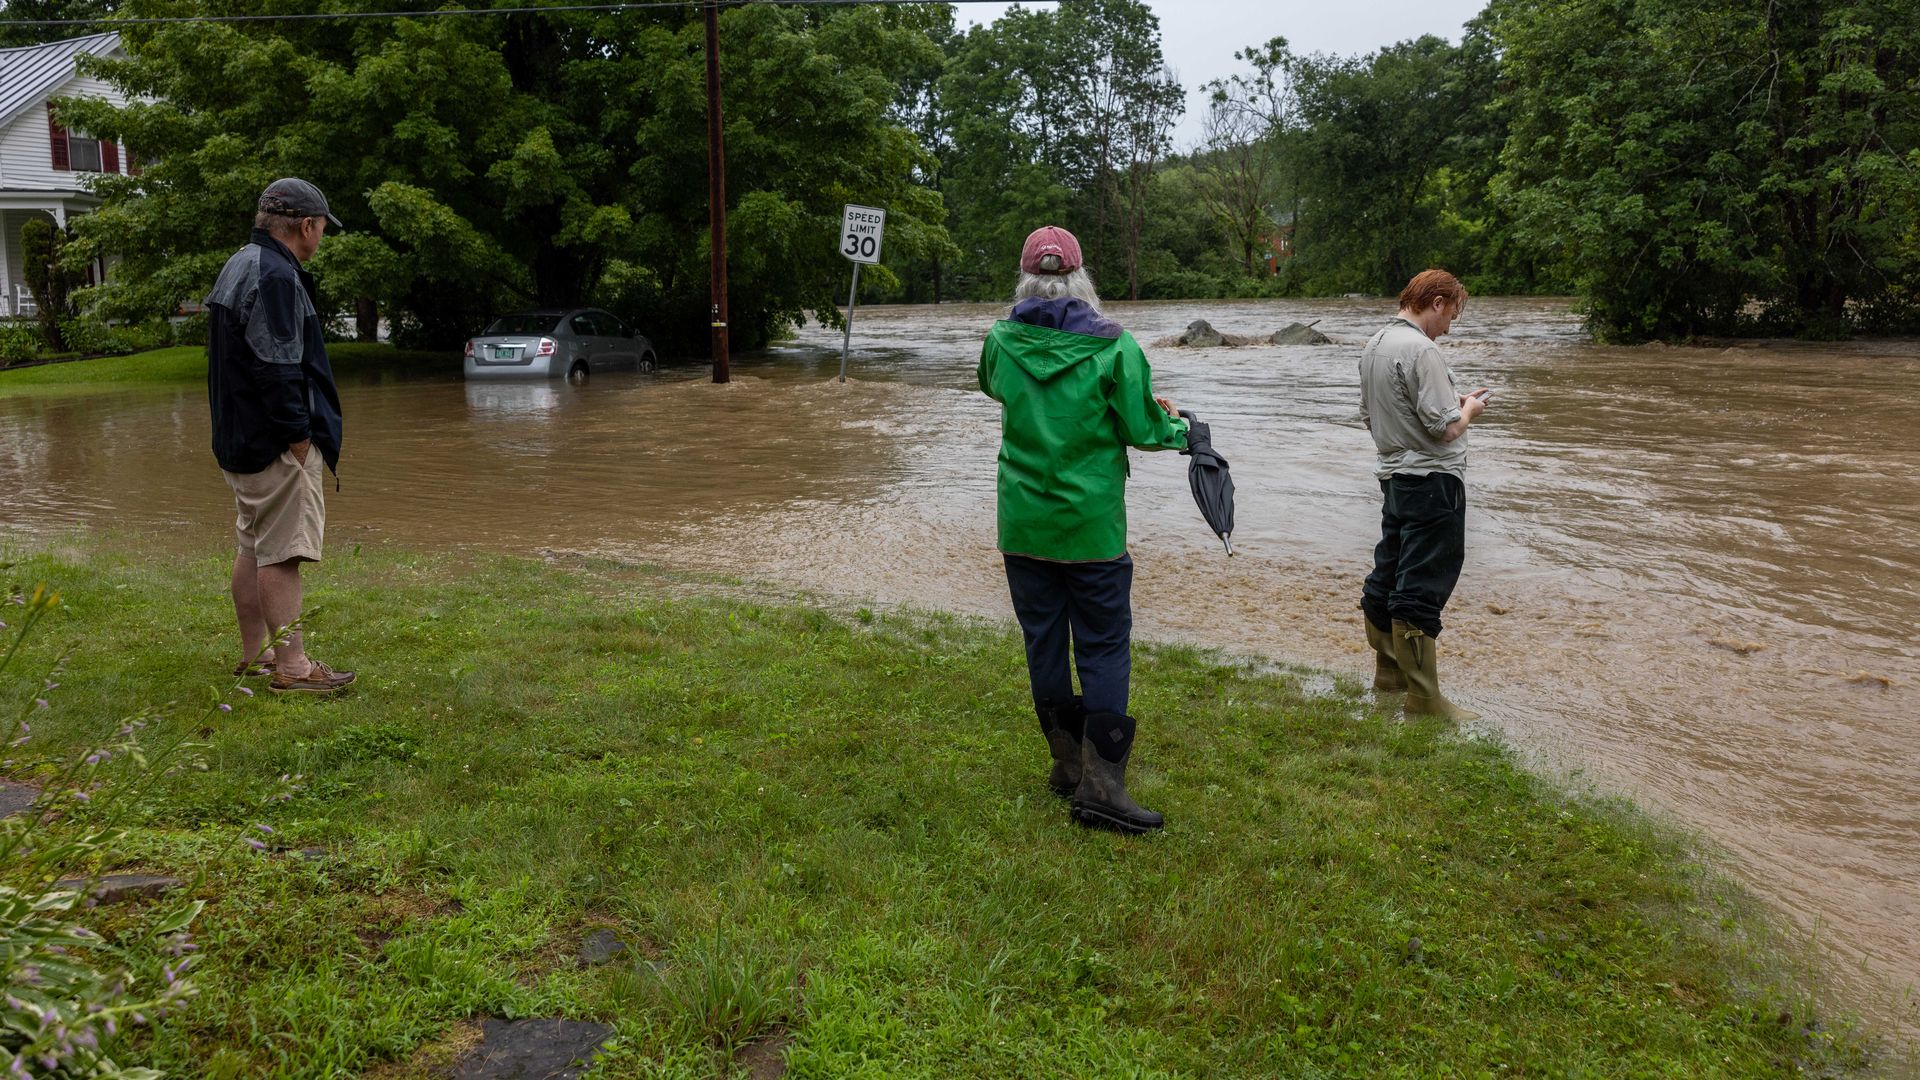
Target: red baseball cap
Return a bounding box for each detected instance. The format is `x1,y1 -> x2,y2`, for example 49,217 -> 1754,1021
1020,225 -> 1083,274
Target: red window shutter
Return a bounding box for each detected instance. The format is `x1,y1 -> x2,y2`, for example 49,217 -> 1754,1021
102,139 -> 120,174
48,105 -> 70,171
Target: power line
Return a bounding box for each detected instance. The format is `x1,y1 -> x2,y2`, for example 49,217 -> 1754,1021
2,0 -> 1015,27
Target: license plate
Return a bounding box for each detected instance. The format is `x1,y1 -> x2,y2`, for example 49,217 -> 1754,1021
494,346 -> 519,360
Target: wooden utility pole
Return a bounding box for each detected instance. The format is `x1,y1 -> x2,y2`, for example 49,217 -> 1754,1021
704,0 -> 730,383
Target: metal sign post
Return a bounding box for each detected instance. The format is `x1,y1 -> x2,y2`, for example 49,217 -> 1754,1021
837,203 -> 885,383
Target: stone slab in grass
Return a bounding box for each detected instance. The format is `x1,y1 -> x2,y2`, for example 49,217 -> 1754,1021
0,781 -> 38,819
451,1018 -> 613,1080
578,928 -> 626,966
52,873 -> 183,904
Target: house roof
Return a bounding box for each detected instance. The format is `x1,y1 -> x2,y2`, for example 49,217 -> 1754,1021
0,32 -> 121,132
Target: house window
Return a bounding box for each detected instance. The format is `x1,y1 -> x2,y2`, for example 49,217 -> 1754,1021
68,132 -> 103,172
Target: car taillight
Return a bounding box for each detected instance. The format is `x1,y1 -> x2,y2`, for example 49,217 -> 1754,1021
537,337 -> 557,356
463,339 -> 474,359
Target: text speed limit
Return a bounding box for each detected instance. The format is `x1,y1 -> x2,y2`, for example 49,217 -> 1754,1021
840,204 -> 886,265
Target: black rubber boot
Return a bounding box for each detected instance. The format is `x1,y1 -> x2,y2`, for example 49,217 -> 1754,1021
1037,697 -> 1086,798
1071,712 -> 1164,834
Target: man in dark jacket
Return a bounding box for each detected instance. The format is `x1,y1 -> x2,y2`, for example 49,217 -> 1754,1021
207,178 -> 354,694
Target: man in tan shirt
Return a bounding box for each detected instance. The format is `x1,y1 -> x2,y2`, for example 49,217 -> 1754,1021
1358,269 -> 1490,720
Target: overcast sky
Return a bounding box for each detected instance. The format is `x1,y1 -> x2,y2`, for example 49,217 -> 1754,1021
957,0 -> 1489,149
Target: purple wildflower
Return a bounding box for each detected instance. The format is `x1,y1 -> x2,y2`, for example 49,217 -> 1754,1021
238,686 -> 253,697
245,838 -> 266,851
33,699 -> 47,710
217,703 -> 231,713
254,823 -> 274,835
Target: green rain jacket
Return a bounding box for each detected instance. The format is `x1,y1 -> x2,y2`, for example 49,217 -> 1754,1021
978,317 -> 1189,563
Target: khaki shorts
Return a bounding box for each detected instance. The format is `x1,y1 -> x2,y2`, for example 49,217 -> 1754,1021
224,448 -> 325,566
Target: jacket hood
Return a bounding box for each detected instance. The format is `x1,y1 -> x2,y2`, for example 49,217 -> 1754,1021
986,318 -> 1123,383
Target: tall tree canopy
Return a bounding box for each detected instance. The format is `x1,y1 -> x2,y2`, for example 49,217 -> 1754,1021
59,1 -> 948,350
34,0 -> 1920,344
935,0 -> 1180,301
1491,0 -> 1920,339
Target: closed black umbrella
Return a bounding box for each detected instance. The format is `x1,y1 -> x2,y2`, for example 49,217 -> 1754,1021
1178,409 -> 1235,556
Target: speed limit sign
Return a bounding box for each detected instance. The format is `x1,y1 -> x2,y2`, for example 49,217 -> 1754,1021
839,204 -> 886,265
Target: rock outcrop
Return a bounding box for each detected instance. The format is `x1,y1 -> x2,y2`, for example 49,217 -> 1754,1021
1152,318 -> 1335,348
1269,321 -> 1332,345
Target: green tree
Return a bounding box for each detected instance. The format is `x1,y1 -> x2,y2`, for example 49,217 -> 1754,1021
1197,38 -> 1298,279
937,6 -> 1081,299
1057,0 -> 1183,297
19,216 -> 81,350
1289,35 -> 1475,294
1491,0 -> 1920,338
0,0 -> 114,48
58,1 -> 949,352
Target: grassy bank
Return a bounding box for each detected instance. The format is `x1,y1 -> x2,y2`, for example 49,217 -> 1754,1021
0,544 -> 1872,1077
0,343 -> 454,391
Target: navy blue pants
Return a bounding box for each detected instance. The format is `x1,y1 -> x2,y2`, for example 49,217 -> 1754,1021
1003,553 -> 1133,716
1361,472 -> 1467,639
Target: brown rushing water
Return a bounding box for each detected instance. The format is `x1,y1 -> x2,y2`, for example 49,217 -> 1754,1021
3,297 -> 1917,1036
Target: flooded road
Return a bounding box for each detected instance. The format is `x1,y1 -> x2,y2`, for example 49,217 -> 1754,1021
3,297 -> 1917,1035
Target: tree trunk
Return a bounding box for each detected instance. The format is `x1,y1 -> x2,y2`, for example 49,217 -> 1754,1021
355,298 -> 378,342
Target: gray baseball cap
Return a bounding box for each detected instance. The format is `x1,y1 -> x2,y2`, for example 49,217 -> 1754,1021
258,177 -> 342,230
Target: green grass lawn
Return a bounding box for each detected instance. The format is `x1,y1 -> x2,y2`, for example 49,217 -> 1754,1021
0,544 -> 1873,1078
0,343 -> 455,391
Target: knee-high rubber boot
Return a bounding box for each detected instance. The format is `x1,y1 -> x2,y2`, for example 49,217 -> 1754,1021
1038,697 -> 1085,798
1366,619 -> 1407,692
1071,712 -> 1164,834
1392,619 -> 1479,722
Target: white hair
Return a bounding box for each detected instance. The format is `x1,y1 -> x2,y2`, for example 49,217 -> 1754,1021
1010,268 -> 1103,314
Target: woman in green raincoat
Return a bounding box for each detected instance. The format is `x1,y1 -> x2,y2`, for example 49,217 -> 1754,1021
977,225 -> 1189,834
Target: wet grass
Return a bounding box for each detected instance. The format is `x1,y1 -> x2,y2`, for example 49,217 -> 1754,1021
0,543 -> 1878,1077
0,343 -> 454,391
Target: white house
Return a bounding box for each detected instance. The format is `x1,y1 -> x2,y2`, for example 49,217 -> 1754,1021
0,32 -> 132,318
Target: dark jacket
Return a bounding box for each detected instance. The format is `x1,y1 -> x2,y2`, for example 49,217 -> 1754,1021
1009,296 -> 1123,340
206,229 -> 342,474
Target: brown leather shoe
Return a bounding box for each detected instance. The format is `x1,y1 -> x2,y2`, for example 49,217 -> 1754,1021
268,660 -> 356,695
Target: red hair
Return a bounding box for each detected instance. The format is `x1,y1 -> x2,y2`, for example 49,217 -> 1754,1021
1398,269 -> 1467,314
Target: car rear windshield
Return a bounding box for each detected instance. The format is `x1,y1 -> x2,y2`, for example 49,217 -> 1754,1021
483,314 -> 563,336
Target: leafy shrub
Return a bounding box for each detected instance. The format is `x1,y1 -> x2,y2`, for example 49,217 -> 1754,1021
164,315 -> 208,349
55,320 -> 170,358
0,323 -> 41,368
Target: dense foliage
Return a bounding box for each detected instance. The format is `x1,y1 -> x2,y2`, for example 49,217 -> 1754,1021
41,0 -> 1920,343
57,1 -> 946,352
1492,0 -> 1920,338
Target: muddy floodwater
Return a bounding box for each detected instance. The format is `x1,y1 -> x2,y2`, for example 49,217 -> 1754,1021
3,297 -> 1917,1035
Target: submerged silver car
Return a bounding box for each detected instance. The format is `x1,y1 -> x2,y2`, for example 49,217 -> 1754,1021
463,308 -> 658,382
